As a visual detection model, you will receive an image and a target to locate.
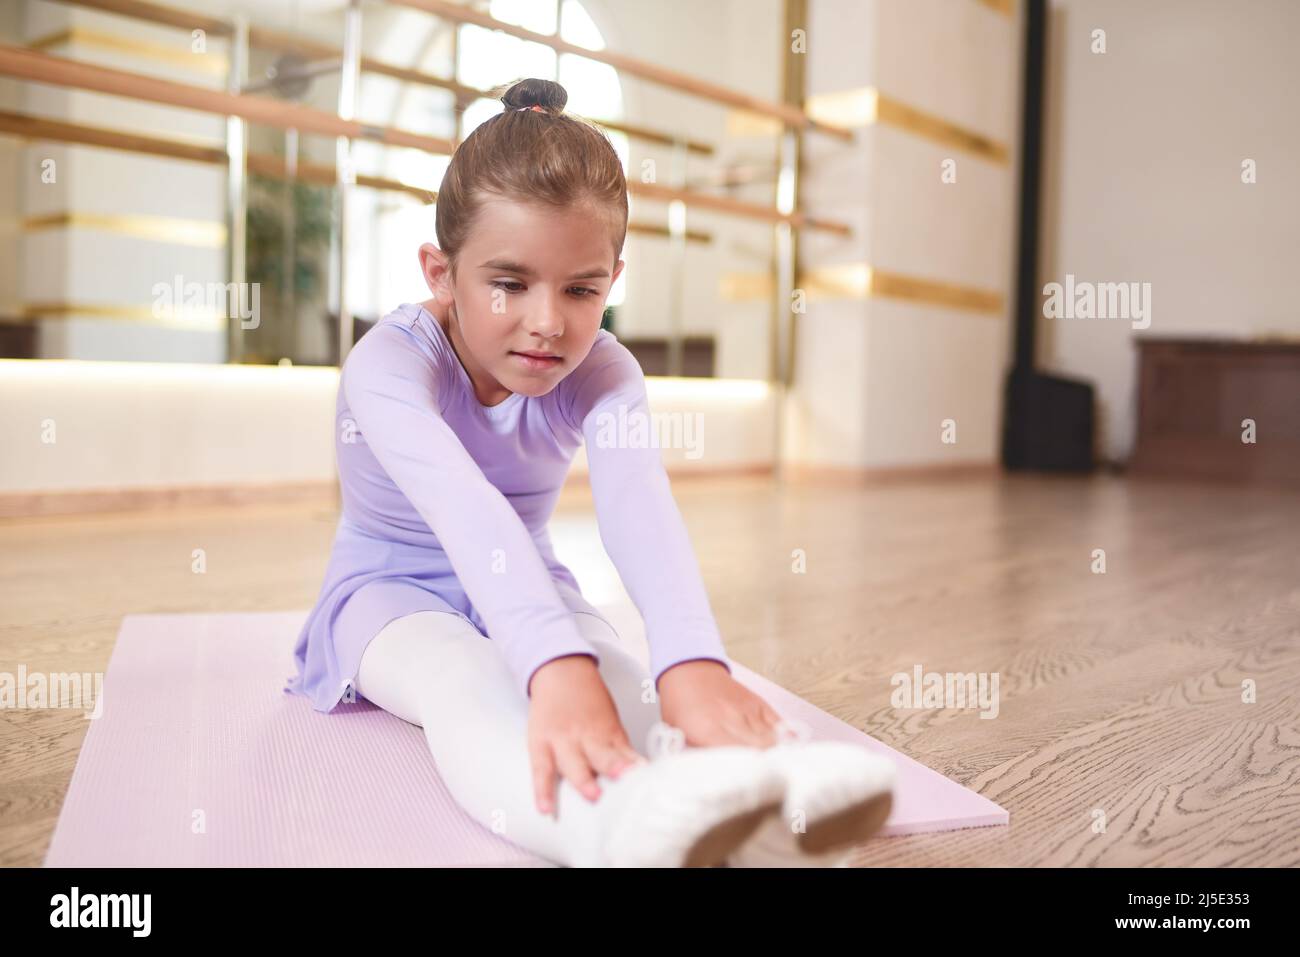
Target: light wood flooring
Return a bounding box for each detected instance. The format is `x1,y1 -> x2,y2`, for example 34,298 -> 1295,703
2,472 -> 1297,866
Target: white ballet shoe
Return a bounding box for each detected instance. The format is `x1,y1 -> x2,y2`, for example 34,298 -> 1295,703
585,721 -> 785,868
726,718 -> 896,867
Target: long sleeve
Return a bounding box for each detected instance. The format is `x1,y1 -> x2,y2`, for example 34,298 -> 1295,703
341,322 -> 600,698
563,337 -> 733,691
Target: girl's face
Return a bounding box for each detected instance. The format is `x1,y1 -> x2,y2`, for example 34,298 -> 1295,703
419,197 -> 624,407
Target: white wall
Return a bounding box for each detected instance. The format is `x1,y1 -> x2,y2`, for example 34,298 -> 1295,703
1040,0 -> 1300,463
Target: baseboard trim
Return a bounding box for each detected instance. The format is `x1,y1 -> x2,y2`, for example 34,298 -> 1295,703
782,461 -> 1002,485
0,480 -> 341,520
563,462 -> 775,489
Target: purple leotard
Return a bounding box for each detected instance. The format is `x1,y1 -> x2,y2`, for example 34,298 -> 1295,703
284,301 -> 732,713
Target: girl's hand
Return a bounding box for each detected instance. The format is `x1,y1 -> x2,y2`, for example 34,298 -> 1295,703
527,655 -> 646,817
657,660 -> 784,748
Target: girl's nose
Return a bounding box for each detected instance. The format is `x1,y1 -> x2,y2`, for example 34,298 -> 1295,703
525,291 -> 564,337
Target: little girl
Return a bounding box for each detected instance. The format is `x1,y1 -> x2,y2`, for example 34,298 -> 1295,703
285,78 -> 896,867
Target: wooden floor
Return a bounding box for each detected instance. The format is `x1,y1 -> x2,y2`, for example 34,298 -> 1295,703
2,472 -> 1298,867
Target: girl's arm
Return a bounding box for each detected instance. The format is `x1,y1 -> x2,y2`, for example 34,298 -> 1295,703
342,321 -> 601,699
563,336 -> 733,693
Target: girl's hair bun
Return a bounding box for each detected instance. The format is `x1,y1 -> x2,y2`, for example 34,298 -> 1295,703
499,77 -> 568,114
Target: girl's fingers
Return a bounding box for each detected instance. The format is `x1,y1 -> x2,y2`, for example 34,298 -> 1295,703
753,709 -> 782,747
745,719 -> 773,748
529,741 -> 558,817
719,714 -> 764,748
746,718 -> 773,748
746,708 -> 781,747
587,740 -> 644,781
554,739 -> 601,803
584,742 -> 620,780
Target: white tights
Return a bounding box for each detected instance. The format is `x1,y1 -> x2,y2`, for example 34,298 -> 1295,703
354,609 -> 666,867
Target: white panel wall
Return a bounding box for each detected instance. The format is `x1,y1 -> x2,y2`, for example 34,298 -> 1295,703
1041,0 -> 1300,462
798,0 -> 1021,469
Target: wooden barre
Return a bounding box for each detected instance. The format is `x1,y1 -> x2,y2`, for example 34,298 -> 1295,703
0,44 -> 851,233
0,43 -> 454,153
0,78 -> 848,233
49,0 -> 717,156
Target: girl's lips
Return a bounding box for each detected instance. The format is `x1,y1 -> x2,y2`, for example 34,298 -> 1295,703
511,351 -> 563,370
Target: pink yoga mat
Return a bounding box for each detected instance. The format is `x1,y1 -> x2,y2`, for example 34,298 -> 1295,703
44,611 -> 1008,867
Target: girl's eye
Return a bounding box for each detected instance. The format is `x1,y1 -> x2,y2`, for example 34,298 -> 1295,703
489,280 -> 598,299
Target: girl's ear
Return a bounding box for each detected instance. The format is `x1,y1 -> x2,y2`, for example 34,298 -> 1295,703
418,242 -> 452,301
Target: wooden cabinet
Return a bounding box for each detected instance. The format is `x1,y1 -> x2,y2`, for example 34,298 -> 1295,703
1131,337 -> 1300,486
